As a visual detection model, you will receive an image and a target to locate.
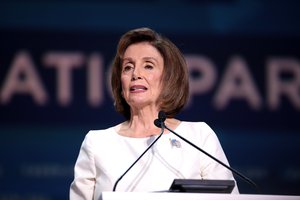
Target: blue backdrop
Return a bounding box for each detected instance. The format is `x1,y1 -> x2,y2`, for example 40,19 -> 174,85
0,1 -> 300,199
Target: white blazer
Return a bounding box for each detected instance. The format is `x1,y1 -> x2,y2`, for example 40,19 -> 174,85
70,121 -> 239,199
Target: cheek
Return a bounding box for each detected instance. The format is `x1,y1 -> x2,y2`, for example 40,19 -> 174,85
151,74 -> 163,92
120,76 -> 129,89
150,72 -> 162,81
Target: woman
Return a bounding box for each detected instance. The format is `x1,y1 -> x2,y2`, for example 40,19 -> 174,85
70,27 -> 239,199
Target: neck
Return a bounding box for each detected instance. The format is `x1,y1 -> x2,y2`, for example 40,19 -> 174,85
117,113 -> 180,138
125,110 -> 160,137
118,107 -> 158,137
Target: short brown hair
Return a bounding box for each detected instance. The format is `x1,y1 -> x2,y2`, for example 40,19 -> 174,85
111,27 -> 189,119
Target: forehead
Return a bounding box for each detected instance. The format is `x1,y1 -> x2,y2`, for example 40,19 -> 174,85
123,42 -> 163,61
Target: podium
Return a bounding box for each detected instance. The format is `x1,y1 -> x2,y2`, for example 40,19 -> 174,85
100,192 -> 300,200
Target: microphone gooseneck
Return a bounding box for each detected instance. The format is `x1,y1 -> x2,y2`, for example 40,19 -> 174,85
112,114 -> 165,192
154,111 -> 260,193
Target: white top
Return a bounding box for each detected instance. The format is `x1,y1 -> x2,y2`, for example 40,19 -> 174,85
70,121 -> 239,200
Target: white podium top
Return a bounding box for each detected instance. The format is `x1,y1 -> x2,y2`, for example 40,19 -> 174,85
100,192 -> 300,200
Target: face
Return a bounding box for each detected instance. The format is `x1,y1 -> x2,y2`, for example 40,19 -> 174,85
121,42 -> 164,110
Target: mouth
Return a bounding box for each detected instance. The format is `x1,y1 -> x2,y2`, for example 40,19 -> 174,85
130,85 -> 148,92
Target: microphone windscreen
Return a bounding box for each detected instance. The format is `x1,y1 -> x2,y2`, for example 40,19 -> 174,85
154,119 -> 161,128
158,111 -> 166,121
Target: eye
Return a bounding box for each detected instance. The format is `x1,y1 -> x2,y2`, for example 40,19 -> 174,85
145,64 -> 154,70
122,65 -> 133,72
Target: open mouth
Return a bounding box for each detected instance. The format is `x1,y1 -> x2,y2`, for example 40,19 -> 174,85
130,85 -> 148,91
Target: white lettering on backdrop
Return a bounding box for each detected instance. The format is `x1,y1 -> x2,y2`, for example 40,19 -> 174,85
1,51 -> 300,111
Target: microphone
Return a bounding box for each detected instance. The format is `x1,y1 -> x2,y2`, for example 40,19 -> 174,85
154,111 -> 260,193
112,115 -> 165,192
154,110 -> 166,129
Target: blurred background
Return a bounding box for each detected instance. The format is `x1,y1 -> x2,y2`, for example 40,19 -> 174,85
0,0 -> 300,199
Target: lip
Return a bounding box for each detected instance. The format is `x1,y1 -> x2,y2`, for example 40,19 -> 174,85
129,85 -> 148,92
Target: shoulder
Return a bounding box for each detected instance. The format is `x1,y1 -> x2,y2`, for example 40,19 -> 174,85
178,121 -> 219,141
87,126 -> 115,136
178,121 -> 223,151
179,121 -> 214,133
82,125 -> 118,146
78,125 -> 121,155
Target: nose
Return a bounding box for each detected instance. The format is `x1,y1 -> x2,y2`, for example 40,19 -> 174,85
131,67 -> 142,81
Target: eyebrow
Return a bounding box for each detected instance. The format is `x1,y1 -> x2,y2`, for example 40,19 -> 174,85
122,57 -> 158,63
